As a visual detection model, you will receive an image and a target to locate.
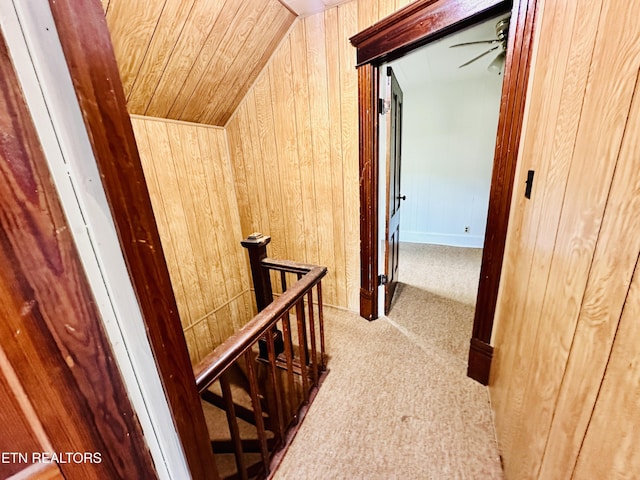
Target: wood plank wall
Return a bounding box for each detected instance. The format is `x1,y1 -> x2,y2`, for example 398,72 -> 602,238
131,116 -> 254,364
226,0 -> 412,310
0,345 -> 63,479
489,1 -> 640,477
104,0 -> 295,126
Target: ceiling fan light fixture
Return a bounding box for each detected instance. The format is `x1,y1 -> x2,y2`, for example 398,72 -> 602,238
451,15 -> 510,71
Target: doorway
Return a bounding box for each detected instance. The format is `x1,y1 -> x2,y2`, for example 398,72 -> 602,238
350,0 -> 539,384
378,15 -> 509,361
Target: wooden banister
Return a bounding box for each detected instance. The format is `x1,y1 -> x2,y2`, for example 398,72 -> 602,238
194,263 -> 326,392
193,234 -> 328,479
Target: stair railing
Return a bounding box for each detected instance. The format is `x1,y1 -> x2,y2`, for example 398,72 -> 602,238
193,233 -> 328,479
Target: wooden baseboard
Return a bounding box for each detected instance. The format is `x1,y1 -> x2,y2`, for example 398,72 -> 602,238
360,288 -> 377,320
467,338 -> 493,385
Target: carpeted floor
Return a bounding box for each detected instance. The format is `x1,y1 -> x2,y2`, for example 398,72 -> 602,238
273,242 -> 503,479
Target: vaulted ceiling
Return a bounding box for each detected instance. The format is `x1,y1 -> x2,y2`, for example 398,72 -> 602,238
102,0 -> 296,126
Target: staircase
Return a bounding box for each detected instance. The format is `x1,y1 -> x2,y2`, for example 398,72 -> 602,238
193,233 -> 328,479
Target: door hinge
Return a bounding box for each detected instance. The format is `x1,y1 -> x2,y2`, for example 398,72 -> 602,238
378,98 -> 390,115
378,274 -> 388,285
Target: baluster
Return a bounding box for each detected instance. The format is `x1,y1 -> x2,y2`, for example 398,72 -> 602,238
220,373 -> 248,480
280,311 -> 297,422
243,350 -> 270,476
295,300 -> 310,403
266,325 -> 286,440
278,270 -> 297,417
295,271 -> 309,363
317,282 -> 326,371
306,290 -> 318,387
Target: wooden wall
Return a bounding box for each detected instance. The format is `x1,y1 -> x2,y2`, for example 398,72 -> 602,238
104,0 -> 295,126
131,116 -> 254,364
489,0 -> 640,477
226,0 -> 412,310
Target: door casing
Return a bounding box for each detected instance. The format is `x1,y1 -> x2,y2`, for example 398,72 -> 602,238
47,1 -> 217,478
350,0 -> 539,384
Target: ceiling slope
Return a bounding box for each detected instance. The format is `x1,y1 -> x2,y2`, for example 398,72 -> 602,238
104,0 -> 296,126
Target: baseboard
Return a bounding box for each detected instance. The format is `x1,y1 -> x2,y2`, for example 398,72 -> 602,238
399,231 -> 484,248
359,288 -> 376,321
467,338 -> 493,385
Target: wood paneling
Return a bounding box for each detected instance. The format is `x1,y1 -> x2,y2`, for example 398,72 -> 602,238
490,0 -> 640,477
106,0 -> 296,126
107,0 -> 413,312
0,345 -> 55,479
572,258 -> 640,477
131,116 -> 253,364
226,1 -> 396,310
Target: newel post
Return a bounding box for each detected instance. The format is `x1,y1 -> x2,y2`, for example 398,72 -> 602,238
241,233 -> 274,311
241,233 -> 284,359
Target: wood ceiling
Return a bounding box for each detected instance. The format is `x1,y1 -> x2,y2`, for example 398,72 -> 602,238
102,0 -> 296,126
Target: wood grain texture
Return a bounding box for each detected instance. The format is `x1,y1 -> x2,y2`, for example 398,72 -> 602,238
489,1 -> 640,477
338,1 -> 361,312
572,257 -> 640,478
105,0 -> 165,99
225,1 -> 393,311
131,116 -> 252,363
508,1 -> 640,475
356,62 -> 379,318
48,1 -> 217,476
8,462 -> 64,480
490,0 -> 599,456
143,0 -> 226,117
539,69 -> 640,479
471,0 -> 537,345
0,347 -> 50,478
107,0 -> 295,126
305,12 -> 338,306
0,28 -> 156,479
351,0 -> 505,65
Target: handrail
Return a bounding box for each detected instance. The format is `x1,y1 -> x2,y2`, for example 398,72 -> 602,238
260,258 -> 320,275
193,260 -> 327,393
195,235 -> 329,479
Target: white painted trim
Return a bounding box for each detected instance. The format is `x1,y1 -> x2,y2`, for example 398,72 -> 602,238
400,231 -> 485,248
378,68 -> 389,316
0,3 -> 190,479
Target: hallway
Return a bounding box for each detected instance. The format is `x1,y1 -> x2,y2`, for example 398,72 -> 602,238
274,243 -> 502,479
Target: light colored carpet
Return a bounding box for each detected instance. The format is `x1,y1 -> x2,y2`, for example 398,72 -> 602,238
273,242 -> 502,479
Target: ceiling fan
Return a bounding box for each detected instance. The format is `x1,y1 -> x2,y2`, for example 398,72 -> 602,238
450,17 -> 510,73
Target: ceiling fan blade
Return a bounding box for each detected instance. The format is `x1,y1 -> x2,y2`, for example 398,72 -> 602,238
450,39 -> 499,48
458,45 -> 500,68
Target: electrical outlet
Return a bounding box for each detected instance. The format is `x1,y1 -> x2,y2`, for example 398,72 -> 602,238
464,226 -> 470,233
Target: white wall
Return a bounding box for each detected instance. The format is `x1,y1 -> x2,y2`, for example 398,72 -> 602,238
399,75 -> 503,247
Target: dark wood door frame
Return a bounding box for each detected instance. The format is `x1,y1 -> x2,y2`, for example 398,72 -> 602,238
48,1 -> 217,478
350,0 -> 539,385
